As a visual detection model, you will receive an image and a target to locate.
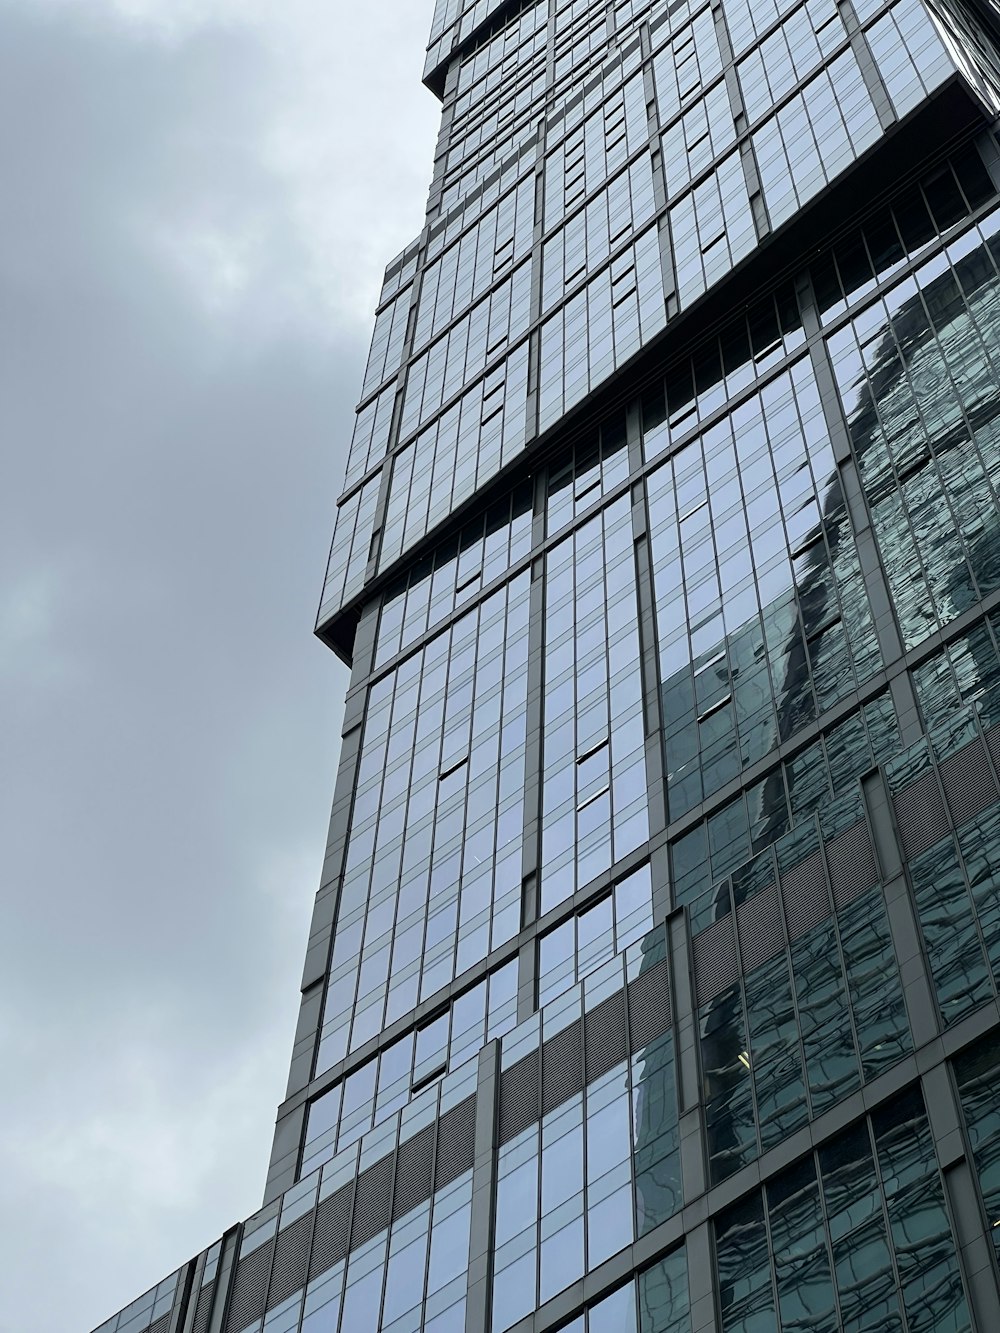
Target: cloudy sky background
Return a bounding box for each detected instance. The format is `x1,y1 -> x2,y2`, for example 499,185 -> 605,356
0,3 -> 438,1328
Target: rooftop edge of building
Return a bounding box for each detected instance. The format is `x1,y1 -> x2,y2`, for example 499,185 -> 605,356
314,76 -> 990,668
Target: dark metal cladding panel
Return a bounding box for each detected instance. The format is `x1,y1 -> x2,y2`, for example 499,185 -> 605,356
266,1213 -> 313,1311
892,770 -> 949,859
191,1282 -> 216,1333
735,884 -> 783,973
939,736 -> 999,828
986,724 -> 1000,777
224,1240 -> 274,1333
191,1284 -> 214,1333
393,1122 -> 436,1221
307,1185 -> 352,1283
780,849 -> 832,940
435,1094 -> 477,1189
499,1048 -> 540,1145
692,914 -> 738,1006
541,1017 -> 584,1115
351,1153 -> 395,1249
627,958 -> 671,1051
826,819 -> 878,910
583,987 -> 627,1083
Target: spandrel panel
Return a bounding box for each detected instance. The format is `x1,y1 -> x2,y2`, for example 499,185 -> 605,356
317,572 -> 530,1073
492,927 -> 682,1328
648,357 -> 880,822
829,208 -> 1000,653
306,957 -> 517,1176
540,496 -> 649,915
669,693 -> 900,915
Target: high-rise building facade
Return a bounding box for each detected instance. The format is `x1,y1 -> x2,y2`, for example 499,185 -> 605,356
94,1 -> 1000,1331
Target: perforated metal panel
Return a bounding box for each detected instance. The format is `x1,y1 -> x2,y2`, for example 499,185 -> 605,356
434,1094 -> 477,1189
541,1019 -> 584,1115
191,1283 -> 215,1333
351,1153 -> 395,1248
780,849 -> 831,940
627,958 -> 670,1051
224,1239 -> 274,1333
307,1185 -> 351,1282
692,915 -> 738,1006
393,1122 -> 436,1220
498,1048 -> 540,1145
892,770 -> 949,859
266,1213 -> 313,1311
735,885 -> 783,973
826,820 -> 878,909
986,724 -> 1000,776
939,736 -> 999,827
584,987 -> 627,1082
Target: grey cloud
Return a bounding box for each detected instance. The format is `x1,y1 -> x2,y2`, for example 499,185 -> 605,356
0,4 -> 437,1330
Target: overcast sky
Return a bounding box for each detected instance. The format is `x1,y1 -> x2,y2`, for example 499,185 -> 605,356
0,3 -> 439,1329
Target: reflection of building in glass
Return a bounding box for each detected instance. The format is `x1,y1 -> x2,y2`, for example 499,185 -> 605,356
93,2 -> 1000,1332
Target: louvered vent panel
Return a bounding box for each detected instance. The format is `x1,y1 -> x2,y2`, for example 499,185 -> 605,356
393,1122 -> 436,1221
499,1049 -> 540,1145
351,1153 -> 395,1248
191,1282 -> 215,1333
939,737 -> 999,827
435,1094 -> 477,1189
307,1184 -> 352,1282
826,820 -> 878,909
541,1018 -> 584,1115
892,771 -> 949,858
986,724 -> 1000,775
627,958 -> 671,1051
148,1318 -> 170,1333
584,988 -> 627,1082
735,885 -> 783,973
780,849 -> 830,940
266,1213 -> 313,1311
692,915 -> 738,1006
224,1239 -> 273,1333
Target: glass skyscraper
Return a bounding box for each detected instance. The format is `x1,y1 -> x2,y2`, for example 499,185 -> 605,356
94,1 -> 1000,1331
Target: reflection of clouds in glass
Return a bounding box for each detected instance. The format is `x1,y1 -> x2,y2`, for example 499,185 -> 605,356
834,216 -> 1000,652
